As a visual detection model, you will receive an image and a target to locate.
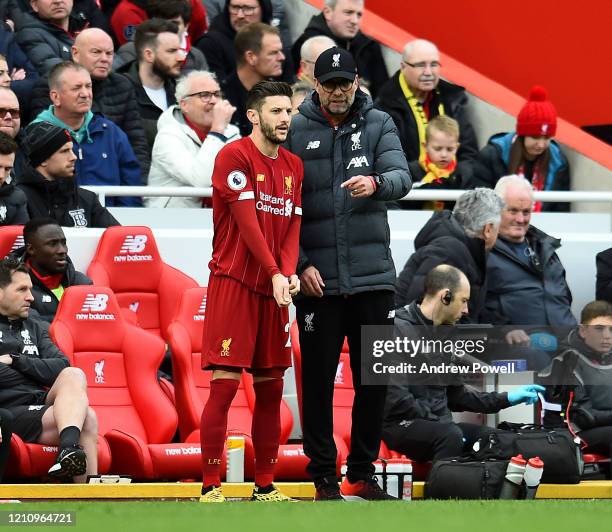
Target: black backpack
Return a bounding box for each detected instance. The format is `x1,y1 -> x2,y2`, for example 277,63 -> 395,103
471,424 -> 583,484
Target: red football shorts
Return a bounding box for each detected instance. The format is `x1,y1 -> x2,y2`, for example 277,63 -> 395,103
201,275 -> 291,372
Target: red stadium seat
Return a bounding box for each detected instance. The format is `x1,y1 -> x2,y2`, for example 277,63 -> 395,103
5,434 -> 111,480
0,225 -> 23,258
167,287 -> 310,479
86,226 -> 198,341
50,285 -> 203,480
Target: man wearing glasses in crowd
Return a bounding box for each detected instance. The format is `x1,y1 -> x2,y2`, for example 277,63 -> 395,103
0,88 -> 25,177
375,39 -> 478,168
147,70 -> 239,208
286,47 -> 411,500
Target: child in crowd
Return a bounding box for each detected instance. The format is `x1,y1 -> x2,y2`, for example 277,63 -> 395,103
408,115 -> 471,210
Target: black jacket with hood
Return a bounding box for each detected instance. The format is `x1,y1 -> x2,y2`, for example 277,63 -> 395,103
0,314 -> 69,408
16,165 -> 119,228
395,210 -> 487,318
0,180 -> 29,225
194,0 -> 294,83
291,13 -> 388,98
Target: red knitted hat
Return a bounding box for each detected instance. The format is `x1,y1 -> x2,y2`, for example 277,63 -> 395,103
516,85 -> 557,137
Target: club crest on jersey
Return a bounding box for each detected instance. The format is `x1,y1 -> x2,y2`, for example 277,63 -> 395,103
284,175 -> 293,195
221,338 -> 232,357
351,131 -> 362,151
227,170 -> 247,191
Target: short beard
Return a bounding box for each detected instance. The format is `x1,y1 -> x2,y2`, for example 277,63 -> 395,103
152,58 -> 179,80
260,118 -> 284,145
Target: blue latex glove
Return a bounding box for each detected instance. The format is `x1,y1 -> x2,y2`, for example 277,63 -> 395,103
508,384 -> 546,406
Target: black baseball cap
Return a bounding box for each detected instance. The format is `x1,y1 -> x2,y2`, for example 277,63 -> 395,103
314,47 -> 357,83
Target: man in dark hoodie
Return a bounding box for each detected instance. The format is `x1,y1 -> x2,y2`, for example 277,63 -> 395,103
540,300 -> 612,456
285,47 -> 411,501
17,121 -> 119,228
291,0 -> 388,98
195,0 -> 293,83
0,131 -> 28,225
384,264 -> 544,463
395,188 -> 503,318
0,256 -> 98,481
12,217 -> 91,323
14,0 -> 90,75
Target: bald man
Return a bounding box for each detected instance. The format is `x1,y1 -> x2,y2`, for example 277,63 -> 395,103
375,39 -> 478,166
28,29 -> 150,179
298,35 -> 336,87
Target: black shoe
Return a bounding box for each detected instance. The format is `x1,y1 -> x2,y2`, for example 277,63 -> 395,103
48,444 -> 87,478
340,477 -> 398,500
314,477 -> 344,501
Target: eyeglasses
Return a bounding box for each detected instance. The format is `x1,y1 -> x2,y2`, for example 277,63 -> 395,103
183,90 -> 222,102
228,4 -> 258,15
402,60 -> 442,70
320,79 -> 354,93
0,108 -> 19,118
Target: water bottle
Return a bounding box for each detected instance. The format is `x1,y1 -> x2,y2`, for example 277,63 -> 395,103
385,458 -> 412,500
498,454 -> 526,499
226,435 -> 245,482
523,456 -> 544,499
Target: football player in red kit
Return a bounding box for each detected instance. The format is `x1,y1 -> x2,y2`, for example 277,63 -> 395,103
199,81 -> 303,502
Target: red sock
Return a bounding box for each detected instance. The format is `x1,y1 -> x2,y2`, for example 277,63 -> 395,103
200,378 -> 240,488
252,378 -> 284,487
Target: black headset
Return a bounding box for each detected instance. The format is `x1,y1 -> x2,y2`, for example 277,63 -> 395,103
441,290 -> 453,306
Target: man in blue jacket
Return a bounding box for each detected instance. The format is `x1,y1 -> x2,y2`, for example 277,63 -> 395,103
32,61 -> 142,207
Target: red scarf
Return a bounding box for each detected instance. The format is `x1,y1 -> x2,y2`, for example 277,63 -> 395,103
183,114 -> 209,143
26,260 -> 62,290
518,164 -> 544,212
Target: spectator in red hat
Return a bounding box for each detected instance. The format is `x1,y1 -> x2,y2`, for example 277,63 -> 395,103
470,85 -> 570,212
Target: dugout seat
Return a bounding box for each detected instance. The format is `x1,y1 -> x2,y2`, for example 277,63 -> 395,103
167,287 -> 313,480
5,434 -> 111,480
50,285 -> 203,480
86,225 -> 198,342
0,225 -> 23,258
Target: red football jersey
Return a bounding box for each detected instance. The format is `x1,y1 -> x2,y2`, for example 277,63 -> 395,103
209,137 -> 303,296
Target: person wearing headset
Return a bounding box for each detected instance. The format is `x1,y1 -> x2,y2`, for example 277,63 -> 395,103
382,264 -> 543,463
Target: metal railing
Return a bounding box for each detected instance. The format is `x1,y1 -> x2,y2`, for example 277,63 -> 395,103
83,186 -> 612,207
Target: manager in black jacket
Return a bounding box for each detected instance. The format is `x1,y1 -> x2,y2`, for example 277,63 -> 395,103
384,265 -> 543,463
28,28 -> 150,179
18,121 -> 119,228
12,217 -> 92,323
0,257 -> 98,481
286,47 -> 411,501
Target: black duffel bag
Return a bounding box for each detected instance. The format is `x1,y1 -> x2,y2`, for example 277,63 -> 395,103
471,423 -> 582,484
425,457 -> 509,499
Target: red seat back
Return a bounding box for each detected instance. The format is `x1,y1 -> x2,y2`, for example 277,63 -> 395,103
86,226 -> 198,340
0,225 -> 24,258
50,286 -> 178,444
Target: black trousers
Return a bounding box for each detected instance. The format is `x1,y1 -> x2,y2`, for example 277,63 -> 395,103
383,419 -> 504,463
580,426 -> 612,457
0,409 -> 14,482
296,291 -> 394,483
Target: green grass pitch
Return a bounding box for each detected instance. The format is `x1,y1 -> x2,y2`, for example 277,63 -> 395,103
4,500 -> 612,532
